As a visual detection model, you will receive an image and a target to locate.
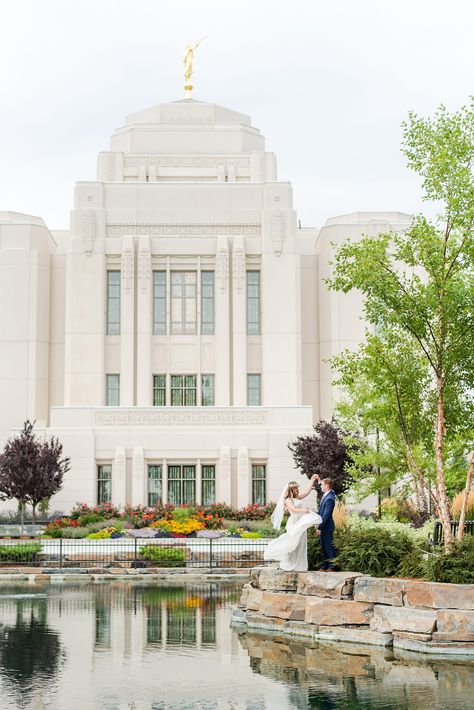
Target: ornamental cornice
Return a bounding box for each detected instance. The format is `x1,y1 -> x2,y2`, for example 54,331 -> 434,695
106,222 -> 260,237
95,409 -> 268,427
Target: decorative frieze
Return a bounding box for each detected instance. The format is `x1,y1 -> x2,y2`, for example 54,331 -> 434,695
121,241 -> 134,294
95,409 -> 268,427
215,240 -> 229,292
106,223 -> 260,238
137,240 -> 151,293
124,156 -> 249,168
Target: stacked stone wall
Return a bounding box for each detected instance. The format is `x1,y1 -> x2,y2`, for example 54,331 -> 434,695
234,567 -> 474,655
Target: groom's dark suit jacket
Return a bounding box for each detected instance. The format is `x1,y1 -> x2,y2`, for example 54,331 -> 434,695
317,490 -> 336,533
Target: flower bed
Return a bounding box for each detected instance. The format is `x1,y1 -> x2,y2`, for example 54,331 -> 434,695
41,502 -> 276,540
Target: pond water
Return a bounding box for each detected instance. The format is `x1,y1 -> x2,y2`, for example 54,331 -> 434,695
0,580 -> 473,709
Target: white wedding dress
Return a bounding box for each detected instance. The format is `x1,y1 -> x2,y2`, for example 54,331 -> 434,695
263,499 -> 322,572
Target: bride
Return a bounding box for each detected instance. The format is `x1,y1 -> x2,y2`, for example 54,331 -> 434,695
264,475 -> 322,572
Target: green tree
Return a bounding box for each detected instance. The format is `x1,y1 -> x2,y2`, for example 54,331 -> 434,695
328,100 -> 474,547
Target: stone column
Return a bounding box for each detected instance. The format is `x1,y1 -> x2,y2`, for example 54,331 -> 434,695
214,238 -> 230,405
237,446 -> 249,508
120,236 -> 135,406
131,446 -> 145,506
231,237 -> 247,406
113,447 -> 126,508
218,446 -> 232,505
136,236 -> 152,405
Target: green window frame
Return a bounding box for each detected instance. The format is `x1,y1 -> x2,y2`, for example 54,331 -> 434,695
251,464 -> 266,505
97,464 -> 112,504
202,465 -> 216,506
167,465 -> 196,505
201,374 -> 215,406
171,375 -> 196,406
153,374 -> 166,406
148,464 -> 162,506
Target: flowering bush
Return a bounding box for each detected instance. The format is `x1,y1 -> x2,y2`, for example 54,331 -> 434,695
150,518 -> 204,535
86,526 -> 123,539
70,502 -> 120,521
195,510 -> 224,530
232,503 -> 275,521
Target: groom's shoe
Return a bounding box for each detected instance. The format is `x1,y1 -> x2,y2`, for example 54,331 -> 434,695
318,567 -> 329,572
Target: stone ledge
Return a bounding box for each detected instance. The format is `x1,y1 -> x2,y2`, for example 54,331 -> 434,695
435,609 -> 474,641
316,626 -> 393,647
393,636 -> 474,656
260,591 -> 307,621
404,580 -> 474,610
354,577 -> 406,606
370,605 -> 436,634
306,597 -> 373,626
251,567 -> 298,592
297,571 -> 362,599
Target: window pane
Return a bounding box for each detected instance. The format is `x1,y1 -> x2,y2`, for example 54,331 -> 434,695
106,374 -> 120,406
107,271 -> 121,335
201,374 -> 215,406
202,465 -> 216,506
246,271 -> 260,335
247,374 -> 261,406
171,271 -> 196,334
252,464 -> 266,505
148,465 -> 162,506
153,374 -> 166,406
168,479 -> 181,506
97,464 -> 112,504
153,271 -> 166,335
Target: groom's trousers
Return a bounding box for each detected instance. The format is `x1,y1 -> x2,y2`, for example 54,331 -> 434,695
320,530 -> 336,569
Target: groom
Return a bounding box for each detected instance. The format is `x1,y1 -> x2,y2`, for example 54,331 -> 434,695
314,475 -> 336,571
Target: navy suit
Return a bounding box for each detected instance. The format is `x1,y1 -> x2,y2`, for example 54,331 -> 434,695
317,490 -> 336,569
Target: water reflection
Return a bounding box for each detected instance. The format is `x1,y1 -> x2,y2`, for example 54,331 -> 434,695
237,628 -> 474,710
0,591 -> 65,707
0,583 -> 472,709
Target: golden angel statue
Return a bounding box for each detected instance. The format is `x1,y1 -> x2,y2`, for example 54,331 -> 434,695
183,36 -> 206,85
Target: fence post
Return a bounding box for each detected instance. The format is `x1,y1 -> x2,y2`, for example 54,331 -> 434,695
209,538 -> 213,570
59,538 -> 63,569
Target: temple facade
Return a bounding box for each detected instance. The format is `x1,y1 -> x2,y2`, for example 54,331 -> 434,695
0,96 -> 411,513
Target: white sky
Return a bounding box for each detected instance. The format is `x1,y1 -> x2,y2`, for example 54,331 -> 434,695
1,0 -> 473,230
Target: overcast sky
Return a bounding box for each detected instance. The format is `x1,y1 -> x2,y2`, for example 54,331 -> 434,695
1,0 -> 473,230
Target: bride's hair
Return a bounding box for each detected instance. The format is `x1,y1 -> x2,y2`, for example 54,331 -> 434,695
286,481 -> 299,499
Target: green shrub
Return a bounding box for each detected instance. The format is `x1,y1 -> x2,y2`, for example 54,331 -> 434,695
45,527 -> 64,538
240,532 -> 261,539
396,548 -> 426,579
308,529 -> 324,571
85,519 -> 124,534
255,523 -> 279,539
171,507 -> 194,523
335,526 -> 416,577
78,512 -> 105,526
61,527 -> 89,539
424,537 -> 474,584
140,545 -> 186,567
0,542 -> 41,562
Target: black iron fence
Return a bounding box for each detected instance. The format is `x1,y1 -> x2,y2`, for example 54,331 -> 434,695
433,520 -> 474,544
0,537 -> 270,569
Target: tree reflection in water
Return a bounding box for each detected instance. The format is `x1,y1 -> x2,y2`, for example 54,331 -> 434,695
0,594 -> 65,706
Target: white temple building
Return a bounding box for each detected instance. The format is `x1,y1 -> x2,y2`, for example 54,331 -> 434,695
0,95 -> 411,513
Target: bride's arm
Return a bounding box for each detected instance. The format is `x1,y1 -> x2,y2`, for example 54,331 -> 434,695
298,474 -> 318,500
286,498 -> 311,514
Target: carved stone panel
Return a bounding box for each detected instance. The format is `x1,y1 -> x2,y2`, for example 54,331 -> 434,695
271,212 -> 285,256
